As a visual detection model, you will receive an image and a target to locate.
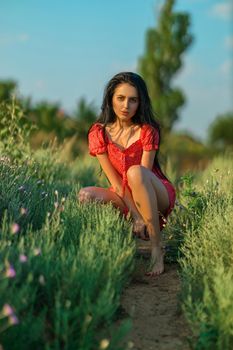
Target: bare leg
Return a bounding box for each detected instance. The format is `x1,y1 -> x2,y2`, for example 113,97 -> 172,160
127,165 -> 170,276
78,186 -> 126,211
78,186 -> 145,225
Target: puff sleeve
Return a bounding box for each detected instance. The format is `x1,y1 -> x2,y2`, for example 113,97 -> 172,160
141,124 -> 159,151
88,123 -> 107,156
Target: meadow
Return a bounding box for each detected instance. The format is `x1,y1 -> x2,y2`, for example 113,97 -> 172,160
0,100 -> 232,349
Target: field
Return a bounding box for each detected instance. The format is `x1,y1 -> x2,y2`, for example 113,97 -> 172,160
0,101 -> 232,349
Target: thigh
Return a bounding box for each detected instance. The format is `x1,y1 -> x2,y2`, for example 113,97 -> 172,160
78,186 -> 127,212
142,167 -> 170,214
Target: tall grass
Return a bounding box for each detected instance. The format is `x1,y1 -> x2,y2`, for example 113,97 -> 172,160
0,100 -> 135,349
179,155 -> 233,349
0,158 -> 135,349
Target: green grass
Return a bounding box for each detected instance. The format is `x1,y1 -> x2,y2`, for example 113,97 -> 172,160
179,155 -> 233,349
0,99 -> 136,349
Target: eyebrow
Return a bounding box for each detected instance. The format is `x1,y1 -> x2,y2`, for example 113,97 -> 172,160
116,94 -> 138,98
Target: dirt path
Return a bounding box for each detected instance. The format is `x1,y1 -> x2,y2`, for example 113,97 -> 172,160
120,241 -> 190,350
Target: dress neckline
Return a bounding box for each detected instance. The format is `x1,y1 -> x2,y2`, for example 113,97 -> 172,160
104,125 -> 143,152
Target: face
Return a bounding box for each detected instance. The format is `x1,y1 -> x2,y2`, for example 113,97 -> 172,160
112,83 -> 139,122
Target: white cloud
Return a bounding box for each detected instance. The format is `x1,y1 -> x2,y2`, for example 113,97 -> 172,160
225,36 -> 233,49
0,33 -> 30,45
210,1 -> 233,20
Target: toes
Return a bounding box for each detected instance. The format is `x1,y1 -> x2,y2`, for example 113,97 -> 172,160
145,268 -> 164,277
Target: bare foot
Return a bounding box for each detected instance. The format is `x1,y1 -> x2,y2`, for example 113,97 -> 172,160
132,218 -> 150,241
145,245 -> 165,277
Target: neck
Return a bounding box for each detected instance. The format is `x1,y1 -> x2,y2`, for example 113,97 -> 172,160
114,119 -> 134,129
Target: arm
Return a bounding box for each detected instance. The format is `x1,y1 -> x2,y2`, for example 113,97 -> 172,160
96,153 -> 125,197
141,150 -> 156,170
96,153 -> 141,217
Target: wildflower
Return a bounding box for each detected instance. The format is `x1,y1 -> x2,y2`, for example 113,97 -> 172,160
38,275 -> 45,285
61,197 -> 66,204
8,314 -> 19,325
11,223 -> 20,234
33,248 -> 41,256
20,207 -> 27,215
2,304 -> 14,317
54,190 -> 58,197
19,254 -> 28,263
5,265 -> 16,278
99,339 -> 110,349
54,202 -> 59,209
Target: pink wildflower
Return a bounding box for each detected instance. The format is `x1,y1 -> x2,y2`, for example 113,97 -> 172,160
5,265 -> 16,278
19,254 -> 28,263
2,304 -> 14,317
11,223 -> 20,234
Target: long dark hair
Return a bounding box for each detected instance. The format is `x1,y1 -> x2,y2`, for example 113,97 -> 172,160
90,72 -> 166,178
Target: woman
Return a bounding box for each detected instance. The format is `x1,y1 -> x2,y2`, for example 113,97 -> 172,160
78,72 -> 176,277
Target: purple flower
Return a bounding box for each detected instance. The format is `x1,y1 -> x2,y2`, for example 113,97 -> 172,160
8,314 -> 19,325
5,265 -> 16,278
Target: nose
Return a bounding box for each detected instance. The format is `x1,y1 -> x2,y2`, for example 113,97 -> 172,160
123,99 -> 129,109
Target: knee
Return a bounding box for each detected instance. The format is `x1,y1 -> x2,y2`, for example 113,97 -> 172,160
127,165 -> 145,186
78,188 -> 93,203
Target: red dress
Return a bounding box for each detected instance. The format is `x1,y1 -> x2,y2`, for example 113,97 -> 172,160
88,123 -> 176,229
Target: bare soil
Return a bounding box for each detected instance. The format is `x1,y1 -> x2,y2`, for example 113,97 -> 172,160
120,240 -> 191,350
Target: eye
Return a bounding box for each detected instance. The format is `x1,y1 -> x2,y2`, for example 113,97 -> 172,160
130,98 -> 138,103
117,96 -> 124,101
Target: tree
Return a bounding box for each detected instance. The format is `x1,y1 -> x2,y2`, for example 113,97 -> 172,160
0,80 -> 18,102
73,97 -> 98,139
208,112 -> 233,148
138,0 -> 193,132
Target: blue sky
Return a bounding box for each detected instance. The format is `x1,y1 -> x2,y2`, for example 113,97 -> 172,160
1,0 -> 232,140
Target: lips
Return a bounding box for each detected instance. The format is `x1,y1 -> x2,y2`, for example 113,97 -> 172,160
121,111 -> 129,116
